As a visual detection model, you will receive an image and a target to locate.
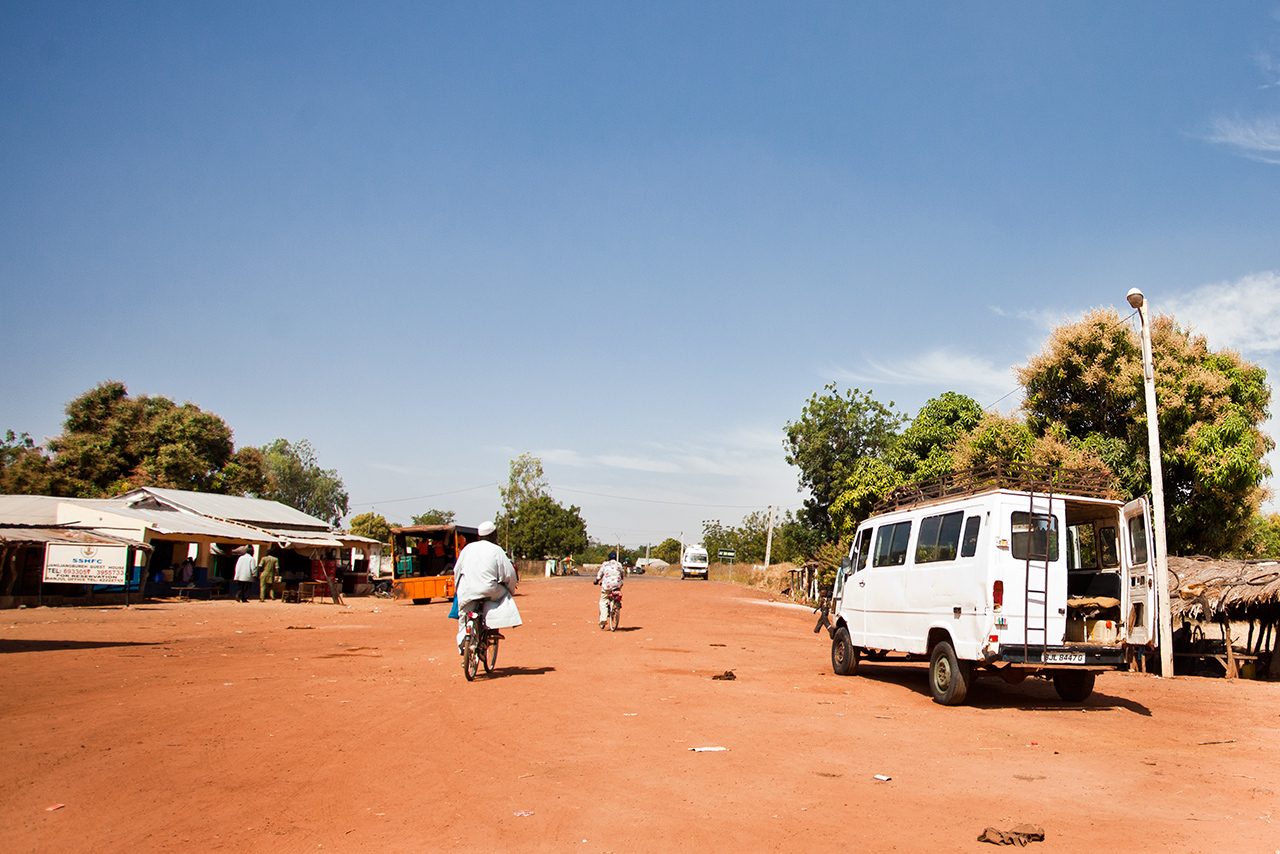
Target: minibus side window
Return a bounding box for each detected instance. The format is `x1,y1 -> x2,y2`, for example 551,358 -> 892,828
873,521 -> 912,567
960,516 -> 981,557
853,528 -> 872,572
1128,515 -> 1149,566
915,511 -> 963,563
1098,526 -> 1119,568
1011,512 -> 1058,561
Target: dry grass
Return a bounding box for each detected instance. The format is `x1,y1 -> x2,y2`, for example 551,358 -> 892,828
628,561 -> 802,596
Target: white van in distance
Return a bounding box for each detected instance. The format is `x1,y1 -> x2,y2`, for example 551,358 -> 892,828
680,546 -> 710,580
817,464 -> 1156,705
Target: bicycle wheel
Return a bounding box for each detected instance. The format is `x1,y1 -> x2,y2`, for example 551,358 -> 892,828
462,621 -> 479,681
483,633 -> 499,673
608,601 -> 619,632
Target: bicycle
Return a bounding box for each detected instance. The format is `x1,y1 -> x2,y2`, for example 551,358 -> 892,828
461,605 -> 503,680
603,588 -> 622,632
372,580 -> 394,599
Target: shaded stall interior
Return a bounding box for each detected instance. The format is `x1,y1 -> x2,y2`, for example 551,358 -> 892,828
389,524 -> 481,578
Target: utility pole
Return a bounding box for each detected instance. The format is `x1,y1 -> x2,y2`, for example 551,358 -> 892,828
1127,288 -> 1175,678
763,505 -> 776,568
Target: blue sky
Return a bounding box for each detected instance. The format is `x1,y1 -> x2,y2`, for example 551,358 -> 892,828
4,2 -> 1280,549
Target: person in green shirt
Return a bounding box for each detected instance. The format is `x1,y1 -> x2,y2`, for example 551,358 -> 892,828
258,550 -> 280,601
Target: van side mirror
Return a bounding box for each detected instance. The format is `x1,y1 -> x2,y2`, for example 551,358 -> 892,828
840,556 -> 852,574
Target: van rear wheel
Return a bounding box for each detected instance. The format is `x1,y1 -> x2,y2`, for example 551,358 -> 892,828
928,641 -> 970,706
1053,669 -> 1095,703
831,627 -> 859,676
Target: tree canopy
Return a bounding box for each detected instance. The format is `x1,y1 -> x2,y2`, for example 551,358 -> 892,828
411,508 -> 456,526
348,512 -> 392,544
701,509 -> 818,565
1019,309 -> 1272,555
499,452 -> 549,519
2,381 -> 265,497
830,392 -> 985,535
503,494 -> 589,559
495,453 -> 589,558
783,384 -> 904,536
807,308 -> 1272,557
257,438 -> 350,525
650,538 -> 682,564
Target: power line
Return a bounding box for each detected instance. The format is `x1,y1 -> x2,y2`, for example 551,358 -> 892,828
350,482 -> 495,508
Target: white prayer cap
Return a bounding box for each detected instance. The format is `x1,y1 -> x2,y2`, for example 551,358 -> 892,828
477,521 -> 497,537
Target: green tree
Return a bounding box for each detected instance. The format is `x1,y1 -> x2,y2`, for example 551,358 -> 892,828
651,538 -> 682,563
699,509 -> 819,565
1019,309 -> 1272,556
259,438 -> 350,525
411,508 -> 456,526
829,393 -> 984,536
506,496 -> 588,559
1235,512 -> 1280,559
0,431 -> 77,495
784,384 -> 905,536
772,510 -> 824,564
499,452 -> 549,519
7,381 -> 262,497
349,512 -> 392,544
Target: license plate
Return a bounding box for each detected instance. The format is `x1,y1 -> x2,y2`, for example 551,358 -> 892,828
1043,651 -> 1086,664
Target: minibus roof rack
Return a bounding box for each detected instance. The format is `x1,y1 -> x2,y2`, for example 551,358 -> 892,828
873,462 -> 1116,514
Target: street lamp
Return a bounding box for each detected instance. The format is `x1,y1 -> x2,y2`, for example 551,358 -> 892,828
1126,288 -> 1174,678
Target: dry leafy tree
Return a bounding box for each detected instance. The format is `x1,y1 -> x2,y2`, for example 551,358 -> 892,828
2,381 -> 266,498
1019,308 -> 1272,556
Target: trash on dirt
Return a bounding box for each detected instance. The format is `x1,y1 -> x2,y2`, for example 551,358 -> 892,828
1197,739 -> 1235,745
513,810 -> 535,817
711,670 -> 736,680
977,824 -> 1045,846
710,643 -> 726,647
286,625 -> 314,630
45,804 -> 64,811
873,774 -> 891,782
689,746 -> 728,752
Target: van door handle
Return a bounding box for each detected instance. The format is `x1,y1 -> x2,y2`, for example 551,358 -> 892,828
858,581 -> 865,587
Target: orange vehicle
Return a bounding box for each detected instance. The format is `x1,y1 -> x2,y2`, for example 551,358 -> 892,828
388,524 -> 481,604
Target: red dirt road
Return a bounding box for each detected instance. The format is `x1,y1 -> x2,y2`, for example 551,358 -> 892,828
3,575 -> 1278,853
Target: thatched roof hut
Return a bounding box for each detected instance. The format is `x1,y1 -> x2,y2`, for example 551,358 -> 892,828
1168,555 -> 1280,678
1168,556 -> 1280,623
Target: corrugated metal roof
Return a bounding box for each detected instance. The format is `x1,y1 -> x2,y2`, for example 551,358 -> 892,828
119,487 -> 333,530
273,533 -> 344,548
338,533 -> 381,544
0,495 -> 66,525
0,525 -> 147,548
67,500 -> 279,543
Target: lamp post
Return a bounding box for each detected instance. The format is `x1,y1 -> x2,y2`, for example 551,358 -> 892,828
1126,288 -> 1175,678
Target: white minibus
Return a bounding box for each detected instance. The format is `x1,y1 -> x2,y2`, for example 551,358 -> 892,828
819,465 -> 1156,705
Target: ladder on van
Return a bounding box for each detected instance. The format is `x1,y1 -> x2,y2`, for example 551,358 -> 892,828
1022,489 -> 1053,661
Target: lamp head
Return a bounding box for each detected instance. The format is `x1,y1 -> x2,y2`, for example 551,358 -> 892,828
1126,288 -> 1145,309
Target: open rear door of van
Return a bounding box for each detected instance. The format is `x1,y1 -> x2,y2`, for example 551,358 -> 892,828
1121,498 -> 1157,646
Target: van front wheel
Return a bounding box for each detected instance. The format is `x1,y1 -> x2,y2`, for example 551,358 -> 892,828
831,627 -> 859,676
928,641 -> 971,706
